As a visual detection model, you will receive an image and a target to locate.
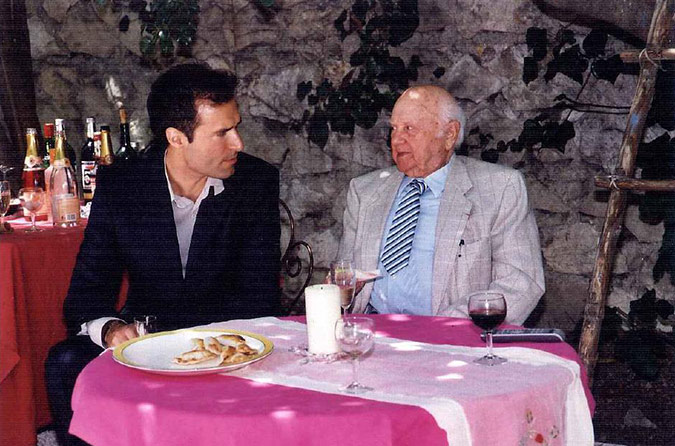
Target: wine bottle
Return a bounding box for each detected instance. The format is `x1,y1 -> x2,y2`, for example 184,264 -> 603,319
94,131 -> 102,161
116,108 -> 136,160
99,126 -> 115,166
22,128 -> 48,221
43,123 -> 56,221
81,117 -> 97,204
42,123 -> 55,169
54,118 -> 77,168
50,129 -> 80,227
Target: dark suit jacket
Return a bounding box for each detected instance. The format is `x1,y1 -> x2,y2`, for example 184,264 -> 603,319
64,149 -> 281,333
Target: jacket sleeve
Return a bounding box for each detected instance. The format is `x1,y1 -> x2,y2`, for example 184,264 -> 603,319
63,165 -> 125,334
230,163 -> 281,317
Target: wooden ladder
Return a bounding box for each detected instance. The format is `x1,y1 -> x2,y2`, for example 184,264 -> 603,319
579,0 -> 675,383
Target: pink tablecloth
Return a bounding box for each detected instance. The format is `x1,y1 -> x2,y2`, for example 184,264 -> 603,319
70,315 -> 594,446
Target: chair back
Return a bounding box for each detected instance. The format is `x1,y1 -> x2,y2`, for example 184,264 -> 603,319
279,199 -> 313,315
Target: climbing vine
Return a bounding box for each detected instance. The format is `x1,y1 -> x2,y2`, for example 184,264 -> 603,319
296,0 -> 421,148
101,0 -> 200,59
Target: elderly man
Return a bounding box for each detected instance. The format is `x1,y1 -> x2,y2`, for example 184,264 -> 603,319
337,85 -> 544,324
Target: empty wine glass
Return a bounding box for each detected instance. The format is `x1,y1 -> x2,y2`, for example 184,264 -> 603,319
0,181 -> 11,232
134,315 -> 157,336
18,187 -> 45,232
468,291 -> 507,366
335,316 -> 374,394
330,260 -> 356,314
0,165 -> 14,180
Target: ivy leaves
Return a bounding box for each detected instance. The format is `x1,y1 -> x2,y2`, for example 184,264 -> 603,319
466,115 -> 576,165
299,0 -> 420,148
636,133 -> 675,285
138,0 -> 199,58
611,289 -> 675,381
524,27 -> 634,86
113,0 -> 199,59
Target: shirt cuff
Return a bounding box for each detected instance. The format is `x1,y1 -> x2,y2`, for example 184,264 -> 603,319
79,317 -> 125,348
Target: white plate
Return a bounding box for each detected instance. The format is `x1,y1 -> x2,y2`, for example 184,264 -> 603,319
113,328 -> 274,376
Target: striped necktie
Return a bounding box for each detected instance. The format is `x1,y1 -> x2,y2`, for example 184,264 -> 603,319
380,179 -> 427,276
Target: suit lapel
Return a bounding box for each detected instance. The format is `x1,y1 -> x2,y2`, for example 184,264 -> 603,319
184,175 -> 235,281
431,156 -> 473,314
134,152 -> 184,280
361,169 -> 403,272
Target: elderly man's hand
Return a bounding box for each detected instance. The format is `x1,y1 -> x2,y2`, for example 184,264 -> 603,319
104,321 -> 138,348
323,273 -> 366,296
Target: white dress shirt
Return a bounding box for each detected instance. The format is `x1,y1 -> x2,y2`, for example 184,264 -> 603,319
80,153 -> 224,347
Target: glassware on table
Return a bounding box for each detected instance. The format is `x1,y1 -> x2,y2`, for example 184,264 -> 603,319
0,180 -> 11,232
134,315 -> 157,336
468,291 -> 507,366
335,316 -> 375,394
330,260 -> 357,314
18,187 -> 45,232
0,165 -> 14,180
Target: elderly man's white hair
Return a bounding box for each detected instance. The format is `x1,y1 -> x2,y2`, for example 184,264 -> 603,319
438,94 -> 466,148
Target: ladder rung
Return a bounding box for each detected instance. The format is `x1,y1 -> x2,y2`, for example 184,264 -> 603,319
595,175 -> 675,191
620,48 -> 675,63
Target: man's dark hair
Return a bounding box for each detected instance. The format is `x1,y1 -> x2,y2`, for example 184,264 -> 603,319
147,63 -> 237,147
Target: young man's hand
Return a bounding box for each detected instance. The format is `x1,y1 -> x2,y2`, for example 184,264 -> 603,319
104,321 -> 138,348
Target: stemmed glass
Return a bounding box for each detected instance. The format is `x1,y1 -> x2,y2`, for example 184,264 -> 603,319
335,316 -> 374,394
0,181 -> 11,231
134,315 -> 157,336
330,260 -> 356,314
468,291 -> 507,366
18,187 -> 45,232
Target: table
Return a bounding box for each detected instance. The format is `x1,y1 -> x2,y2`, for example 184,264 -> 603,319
0,219 -> 86,446
70,315 -> 595,445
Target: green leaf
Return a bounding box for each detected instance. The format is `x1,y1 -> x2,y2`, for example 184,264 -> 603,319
140,34 -> 156,56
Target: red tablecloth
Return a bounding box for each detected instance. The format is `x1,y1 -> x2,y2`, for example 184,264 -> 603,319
70,315 -> 595,446
0,221 -> 86,446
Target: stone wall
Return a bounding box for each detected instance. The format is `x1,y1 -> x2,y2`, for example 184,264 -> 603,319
25,0 -> 674,332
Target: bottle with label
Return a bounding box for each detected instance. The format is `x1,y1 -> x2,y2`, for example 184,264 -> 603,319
22,128 -> 49,221
42,123 -> 55,169
81,117 -> 97,204
43,123 -> 56,221
50,129 -> 80,227
54,118 -> 77,168
99,126 -> 115,166
93,131 -> 102,161
116,108 -> 136,161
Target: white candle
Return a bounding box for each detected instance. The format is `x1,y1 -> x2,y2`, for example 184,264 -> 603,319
304,284 -> 341,355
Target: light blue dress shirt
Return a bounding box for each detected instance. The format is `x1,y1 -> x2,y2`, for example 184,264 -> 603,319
370,159 -> 451,314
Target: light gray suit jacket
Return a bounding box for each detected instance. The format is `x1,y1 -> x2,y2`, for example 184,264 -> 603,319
337,155 -> 545,325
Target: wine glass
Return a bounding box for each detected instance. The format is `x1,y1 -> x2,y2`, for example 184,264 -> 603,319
18,187 -> 45,232
134,315 -> 157,336
330,260 -> 356,314
468,291 -> 507,366
0,181 -> 11,231
335,316 -> 374,394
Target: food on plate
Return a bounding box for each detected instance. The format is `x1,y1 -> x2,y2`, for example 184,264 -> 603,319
173,349 -> 217,365
173,333 -> 258,367
204,336 -> 224,355
216,334 -> 246,344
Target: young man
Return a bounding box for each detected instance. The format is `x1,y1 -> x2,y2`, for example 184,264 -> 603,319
46,63 -> 281,445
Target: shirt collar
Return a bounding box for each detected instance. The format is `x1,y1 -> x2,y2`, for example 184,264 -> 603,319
163,150 -> 225,204
400,155 -> 453,199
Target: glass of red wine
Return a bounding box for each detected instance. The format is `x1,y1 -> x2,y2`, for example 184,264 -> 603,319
468,291 -> 507,366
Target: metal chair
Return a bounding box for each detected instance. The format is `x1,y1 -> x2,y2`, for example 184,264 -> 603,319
279,199 -> 313,315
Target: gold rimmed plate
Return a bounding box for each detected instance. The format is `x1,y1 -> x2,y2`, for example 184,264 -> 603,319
112,328 -> 274,376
